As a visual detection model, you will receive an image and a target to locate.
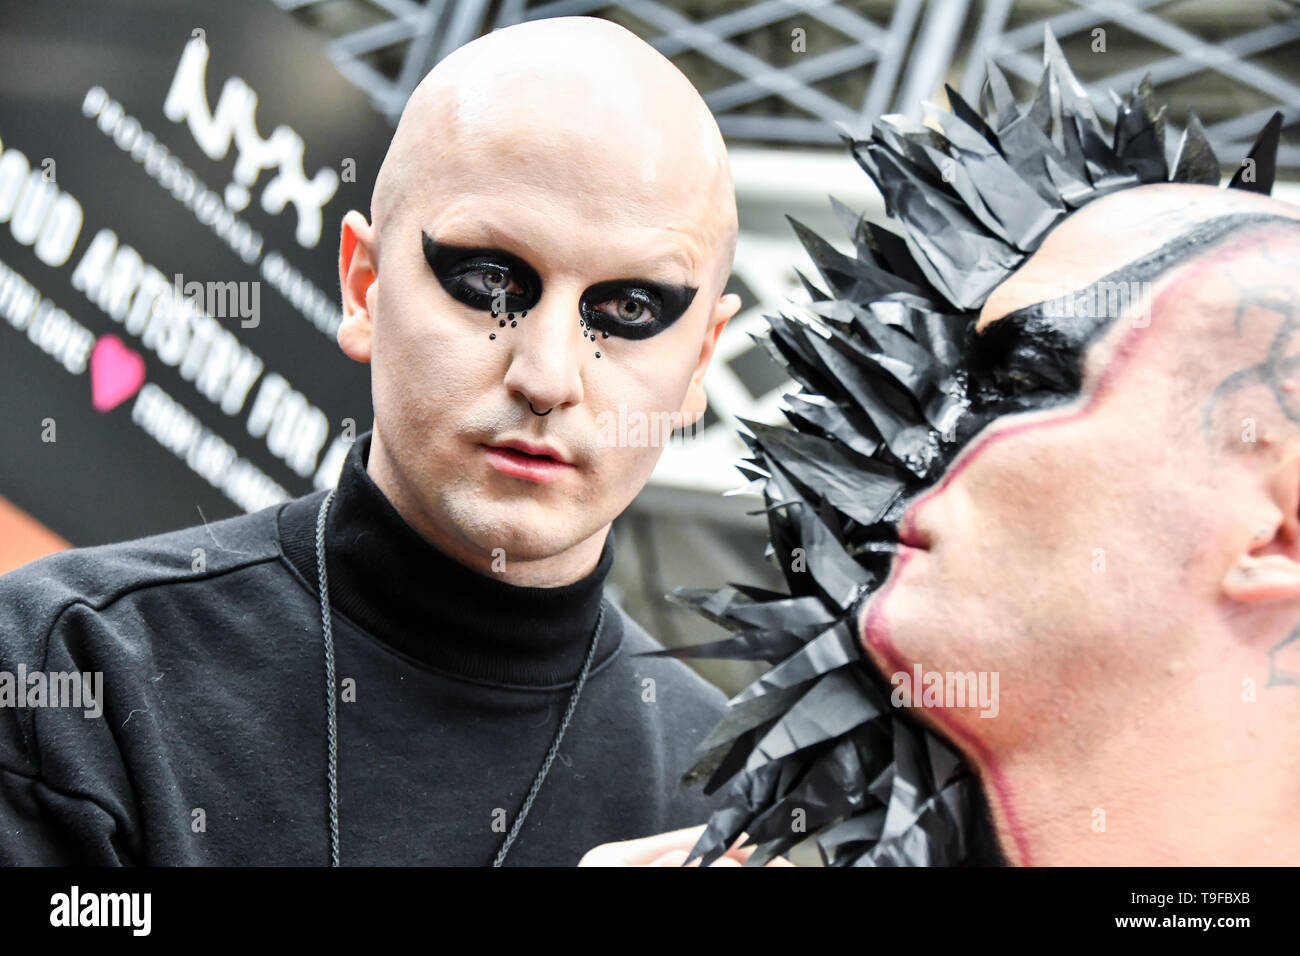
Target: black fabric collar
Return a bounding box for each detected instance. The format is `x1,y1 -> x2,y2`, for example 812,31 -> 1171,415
277,430 -> 621,688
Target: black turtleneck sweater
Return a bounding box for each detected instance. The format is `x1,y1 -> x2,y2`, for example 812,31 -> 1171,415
0,431 -> 727,865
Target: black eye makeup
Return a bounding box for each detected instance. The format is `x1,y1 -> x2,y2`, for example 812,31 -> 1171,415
964,212 -> 1297,417
580,280 -> 697,341
964,301 -> 1089,414
422,231 -> 542,313
421,230 -> 698,346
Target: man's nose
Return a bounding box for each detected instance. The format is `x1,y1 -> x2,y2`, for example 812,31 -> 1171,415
500,285 -> 588,413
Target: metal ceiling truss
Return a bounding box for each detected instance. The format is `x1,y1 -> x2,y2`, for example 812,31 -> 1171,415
959,0 -> 1300,169
274,0 -> 1299,168
273,0 -> 963,142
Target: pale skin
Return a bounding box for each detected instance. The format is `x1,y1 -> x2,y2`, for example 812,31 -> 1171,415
336,15 -> 741,587
587,183 -> 1300,866
858,184 -> 1300,866
578,825 -> 795,867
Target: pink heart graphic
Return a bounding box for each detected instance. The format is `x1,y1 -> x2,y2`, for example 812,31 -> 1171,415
90,334 -> 146,412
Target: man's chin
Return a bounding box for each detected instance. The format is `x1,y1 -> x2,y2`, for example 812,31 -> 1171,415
453,500 -> 601,565
857,569 -> 974,700
463,520 -> 569,564
857,551 -> 926,665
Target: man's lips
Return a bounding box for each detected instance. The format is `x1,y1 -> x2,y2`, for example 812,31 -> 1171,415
491,438 -> 570,464
480,440 -> 574,483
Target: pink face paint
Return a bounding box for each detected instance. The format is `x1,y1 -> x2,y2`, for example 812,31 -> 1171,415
861,225 -> 1288,866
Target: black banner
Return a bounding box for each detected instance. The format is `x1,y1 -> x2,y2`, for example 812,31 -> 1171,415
0,0 -> 388,545
0,864 -> 1282,940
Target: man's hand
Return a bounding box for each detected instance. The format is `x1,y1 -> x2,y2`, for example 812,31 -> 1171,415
578,824 -> 797,867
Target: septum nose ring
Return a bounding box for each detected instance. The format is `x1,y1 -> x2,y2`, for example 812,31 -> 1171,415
528,402 -> 552,417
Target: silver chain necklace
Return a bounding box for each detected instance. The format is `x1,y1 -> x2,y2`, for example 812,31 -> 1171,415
313,487 -> 604,866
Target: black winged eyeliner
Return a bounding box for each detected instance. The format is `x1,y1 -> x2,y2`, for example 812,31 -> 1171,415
422,230 -> 697,340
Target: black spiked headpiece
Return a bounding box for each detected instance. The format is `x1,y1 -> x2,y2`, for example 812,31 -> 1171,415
646,27 -> 1285,867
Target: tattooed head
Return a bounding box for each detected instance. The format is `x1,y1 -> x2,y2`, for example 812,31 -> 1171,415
864,188 -> 1300,867
660,28 -> 1297,866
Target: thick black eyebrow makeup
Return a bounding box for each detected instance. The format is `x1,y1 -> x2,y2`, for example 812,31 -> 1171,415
965,212 -> 1300,411
421,229 -> 698,340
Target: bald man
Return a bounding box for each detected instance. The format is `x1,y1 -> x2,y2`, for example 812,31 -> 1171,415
582,182 -> 1300,866
0,16 -> 741,865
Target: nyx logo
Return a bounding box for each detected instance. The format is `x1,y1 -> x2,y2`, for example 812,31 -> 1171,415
162,36 -> 339,249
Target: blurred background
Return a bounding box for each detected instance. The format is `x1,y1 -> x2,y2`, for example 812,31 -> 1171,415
1,0 -> 1298,698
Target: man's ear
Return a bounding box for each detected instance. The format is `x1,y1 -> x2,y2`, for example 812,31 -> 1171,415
679,292 -> 742,427
1222,448 -> 1300,602
337,209 -> 378,364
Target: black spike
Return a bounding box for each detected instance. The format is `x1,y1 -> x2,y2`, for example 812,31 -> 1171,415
1169,111 -> 1221,185
1228,110 -> 1283,194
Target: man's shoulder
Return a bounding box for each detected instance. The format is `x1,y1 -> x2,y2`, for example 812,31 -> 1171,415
603,601 -> 731,824
0,496 -> 294,654
609,602 -> 728,716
